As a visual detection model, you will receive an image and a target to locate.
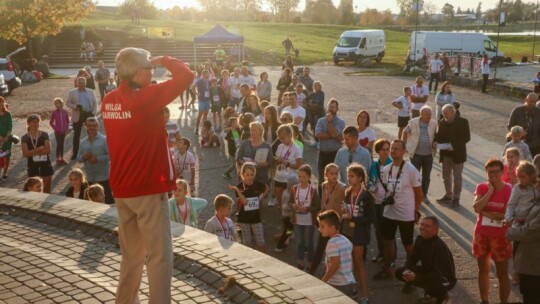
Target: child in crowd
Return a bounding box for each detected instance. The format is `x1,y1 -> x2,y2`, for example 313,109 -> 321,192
163,107 -> 181,147
318,210 -> 356,296
341,164 -> 374,302
504,161 -> 537,285
23,177 -> 43,192
49,98 -> 69,165
200,120 -> 220,147
105,77 -> 117,94
85,184 -> 105,203
223,117 -> 242,179
392,86 -> 412,140
503,126 -> 532,162
275,175 -> 295,252
295,83 -> 307,107
257,100 -> 270,123
204,194 -> 238,242
169,179 -> 208,227
533,71 -> 540,94
238,112 -> 255,140
66,168 -> 89,199
172,138 -> 196,190
502,147 -> 521,185
228,163 -> 268,252
290,124 -> 305,154
273,124 -> 303,218
309,163 -> 347,274
289,164 -> 320,271
210,78 -> 223,132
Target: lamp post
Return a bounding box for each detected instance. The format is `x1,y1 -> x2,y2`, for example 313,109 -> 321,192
494,0 -> 503,82
413,0 -> 420,62
533,0 -> 539,63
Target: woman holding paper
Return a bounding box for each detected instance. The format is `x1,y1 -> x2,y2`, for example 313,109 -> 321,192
236,122 -> 273,186
472,158 -> 512,304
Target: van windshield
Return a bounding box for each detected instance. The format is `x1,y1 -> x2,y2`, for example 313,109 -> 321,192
336,37 -> 361,48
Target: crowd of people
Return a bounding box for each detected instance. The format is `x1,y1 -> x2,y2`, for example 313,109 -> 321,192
5,47 -> 540,304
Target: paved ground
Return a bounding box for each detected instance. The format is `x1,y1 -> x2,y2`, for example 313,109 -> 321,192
0,64 -> 530,303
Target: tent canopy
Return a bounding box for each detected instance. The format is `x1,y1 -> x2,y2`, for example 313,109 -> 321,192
193,24 -> 244,44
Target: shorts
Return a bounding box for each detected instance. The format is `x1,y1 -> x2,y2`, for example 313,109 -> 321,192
472,233 -> 512,262
274,180 -> 287,190
351,223 -> 371,246
398,116 -> 410,128
211,103 -> 222,113
238,222 -> 265,247
28,163 -> 54,178
381,217 -> 415,245
198,101 -> 210,111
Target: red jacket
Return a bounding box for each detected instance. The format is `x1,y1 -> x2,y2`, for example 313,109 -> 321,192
101,56 -> 193,198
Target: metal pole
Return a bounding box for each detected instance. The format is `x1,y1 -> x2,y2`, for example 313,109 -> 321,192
494,0 -> 503,82
413,0 -> 419,62
533,0 -> 539,63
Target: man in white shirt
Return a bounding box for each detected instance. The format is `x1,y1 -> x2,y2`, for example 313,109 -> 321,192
238,66 -> 256,91
229,68 -> 242,108
410,76 -> 429,119
373,139 -> 423,281
282,92 -> 306,132
428,53 -> 443,94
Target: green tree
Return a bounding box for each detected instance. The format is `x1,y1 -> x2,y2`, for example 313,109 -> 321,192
276,0 -> 300,22
397,0 -> 424,25
338,0 -> 354,25
305,0 -> 337,24
441,3 -> 455,24
476,2 -> 482,20
119,0 -> 159,19
0,0 -> 94,59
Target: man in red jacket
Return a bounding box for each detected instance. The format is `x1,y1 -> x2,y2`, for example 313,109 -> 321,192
101,48 -> 193,303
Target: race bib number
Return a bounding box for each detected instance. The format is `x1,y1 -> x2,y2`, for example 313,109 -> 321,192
204,91 -> 210,98
297,200 -> 309,214
245,197 -> 260,211
352,204 -> 362,217
32,155 -> 47,162
274,165 -> 288,181
387,178 -> 402,193
481,215 -> 503,227
213,95 -> 220,102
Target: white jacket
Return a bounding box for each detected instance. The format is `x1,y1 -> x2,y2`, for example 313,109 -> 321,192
405,117 -> 437,158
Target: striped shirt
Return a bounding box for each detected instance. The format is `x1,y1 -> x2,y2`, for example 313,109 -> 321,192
415,121 -> 432,156
325,235 -> 355,286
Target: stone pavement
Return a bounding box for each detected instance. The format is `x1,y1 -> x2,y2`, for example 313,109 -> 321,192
0,189 -> 353,304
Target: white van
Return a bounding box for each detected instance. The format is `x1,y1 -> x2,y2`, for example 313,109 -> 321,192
333,30 -> 385,65
407,31 -> 504,61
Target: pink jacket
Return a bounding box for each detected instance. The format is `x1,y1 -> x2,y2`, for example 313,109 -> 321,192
50,109 -> 70,134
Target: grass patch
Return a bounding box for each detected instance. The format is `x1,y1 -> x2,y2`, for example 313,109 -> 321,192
76,9 -> 539,68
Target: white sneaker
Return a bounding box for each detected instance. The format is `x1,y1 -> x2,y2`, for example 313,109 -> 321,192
267,198 -> 277,207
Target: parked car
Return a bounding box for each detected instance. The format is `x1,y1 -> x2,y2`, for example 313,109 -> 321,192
0,74 -> 8,97
0,47 -> 25,95
333,30 -> 386,65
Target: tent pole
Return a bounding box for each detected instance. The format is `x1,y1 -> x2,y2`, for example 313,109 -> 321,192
194,43 -> 197,67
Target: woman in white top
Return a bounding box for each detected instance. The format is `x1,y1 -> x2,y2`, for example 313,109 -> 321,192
256,72 -> 272,102
356,110 -> 376,154
435,82 -> 456,120
273,124 -> 303,210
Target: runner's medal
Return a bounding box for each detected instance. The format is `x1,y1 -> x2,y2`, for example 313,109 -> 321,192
349,190 -> 360,229
349,221 -> 356,228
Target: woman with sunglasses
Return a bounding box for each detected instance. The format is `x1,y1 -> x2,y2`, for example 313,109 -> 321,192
21,114 -> 54,193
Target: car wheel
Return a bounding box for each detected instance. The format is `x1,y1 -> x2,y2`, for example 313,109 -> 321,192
375,56 -> 382,63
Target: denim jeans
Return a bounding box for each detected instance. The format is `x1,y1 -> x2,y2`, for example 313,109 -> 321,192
411,154 -> 433,196
294,224 -> 315,262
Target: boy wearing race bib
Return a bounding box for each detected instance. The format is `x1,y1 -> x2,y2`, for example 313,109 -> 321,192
228,163 -> 268,252
204,194 -> 237,242
289,164 -> 320,271
209,78 -> 223,132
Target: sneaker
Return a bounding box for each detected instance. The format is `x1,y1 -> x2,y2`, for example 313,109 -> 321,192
418,295 -> 436,304
11,135 -> 19,144
267,198 -> 277,207
451,198 -> 460,208
436,195 -> 452,204
194,128 -> 199,135
222,173 -> 231,180
309,141 -> 317,147
423,197 -> 431,204
203,143 -> 209,147
274,247 -> 284,253
373,265 -> 393,280
401,283 -> 415,294
371,255 -> 384,263
359,297 -> 370,304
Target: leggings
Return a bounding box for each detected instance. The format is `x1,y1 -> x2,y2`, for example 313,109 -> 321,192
55,132 -> 66,159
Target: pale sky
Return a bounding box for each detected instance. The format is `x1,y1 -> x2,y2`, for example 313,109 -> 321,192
97,0 -> 502,14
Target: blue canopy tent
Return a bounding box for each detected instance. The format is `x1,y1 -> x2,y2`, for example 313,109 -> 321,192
193,24 -> 245,65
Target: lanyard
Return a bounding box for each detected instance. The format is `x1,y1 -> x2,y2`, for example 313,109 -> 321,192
28,131 -> 40,150
281,143 -> 293,160
388,161 -> 406,195
218,218 -> 230,240
176,199 -> 190,224
349,188 -> 362,214
178,151 -> 188,172
324,183 -> 338,209
296,184 -> 311,206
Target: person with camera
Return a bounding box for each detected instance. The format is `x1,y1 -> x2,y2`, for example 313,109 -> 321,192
395,216 -> 456,304
373,139 -> 423,281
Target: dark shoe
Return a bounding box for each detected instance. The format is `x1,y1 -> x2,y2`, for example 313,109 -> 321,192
373,265 -> 393,280
423,197 -> 431,204
401,283 -> 415,294
436,195 -> 452,203
11,135 -> 19,144
222,173 -> 231,180
451,198 -> 460,207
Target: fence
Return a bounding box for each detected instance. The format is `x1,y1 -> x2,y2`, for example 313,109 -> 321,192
425,53 -> 485,78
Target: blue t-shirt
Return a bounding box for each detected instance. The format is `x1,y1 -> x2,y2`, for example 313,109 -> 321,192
196,78 -> 210,103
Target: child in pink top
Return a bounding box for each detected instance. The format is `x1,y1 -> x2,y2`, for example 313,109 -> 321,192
49,98 -> 70,165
